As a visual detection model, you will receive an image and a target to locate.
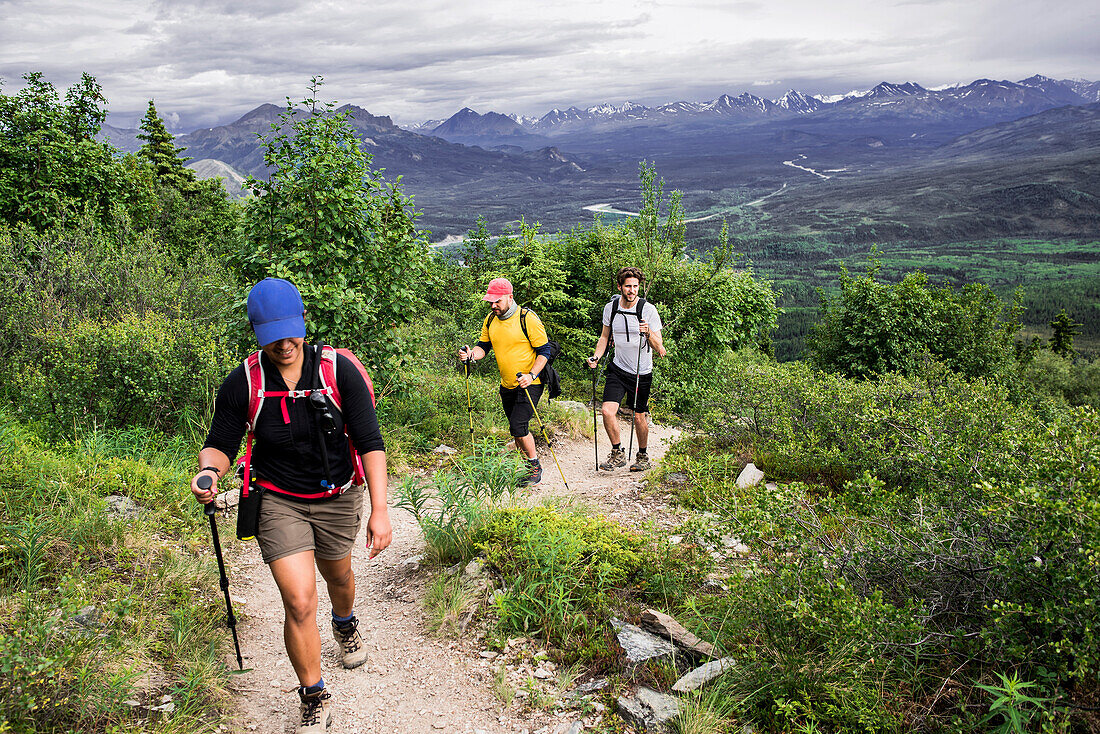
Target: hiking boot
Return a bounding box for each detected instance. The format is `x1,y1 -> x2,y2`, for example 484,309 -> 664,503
331,617 -> 367,669
600,447 -> 626,471
519,461 -> 542,486
296,687 -> 332,734
629,453 -> 652,472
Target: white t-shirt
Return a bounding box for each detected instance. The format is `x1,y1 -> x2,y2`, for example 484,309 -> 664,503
603,297 -> 662,375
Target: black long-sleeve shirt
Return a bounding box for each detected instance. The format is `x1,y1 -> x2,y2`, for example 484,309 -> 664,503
203,346 -> 385,501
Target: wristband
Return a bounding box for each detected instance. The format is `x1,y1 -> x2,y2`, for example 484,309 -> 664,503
200,466 -> 221,477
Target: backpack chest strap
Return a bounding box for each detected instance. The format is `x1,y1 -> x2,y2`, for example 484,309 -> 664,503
254,386 -> 335,425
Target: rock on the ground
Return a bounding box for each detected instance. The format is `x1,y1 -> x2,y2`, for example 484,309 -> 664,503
672,657 -> 736,692
105,495 -> 140,518
610,618 -> 676,667
464,558 -> 487,578
217,488 -> 240,509
535,722 -> 584,734
665,472 -> 688,486
73,605 -> 101,629
401,554 -> 423,572
720,535 -> 751,556
573,677 -> 609,694
552,400 -> 588,414
616,686 -> 680,734
736,463 -> 765,488
432,444 -> 458,455
640,610 -> 717,658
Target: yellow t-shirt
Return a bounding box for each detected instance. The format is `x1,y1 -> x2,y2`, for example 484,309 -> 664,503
480,308 -> 549,389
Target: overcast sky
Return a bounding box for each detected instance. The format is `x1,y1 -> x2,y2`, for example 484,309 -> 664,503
1,0 -> 1097,131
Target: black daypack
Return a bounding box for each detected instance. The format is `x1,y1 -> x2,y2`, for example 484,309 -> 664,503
607,295 -> 649,348
487,307 -> 562,398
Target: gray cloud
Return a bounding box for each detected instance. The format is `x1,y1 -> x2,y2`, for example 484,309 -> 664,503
0,0 -> 1096,130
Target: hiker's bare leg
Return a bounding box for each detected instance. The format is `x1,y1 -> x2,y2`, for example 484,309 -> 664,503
635,411 -> 649,450
269,551 -> 322,686
316,554 -> 355,619
601,401 -> 621,445
517,432 -> 537,460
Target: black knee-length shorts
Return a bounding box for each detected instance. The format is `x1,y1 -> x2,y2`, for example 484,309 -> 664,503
500,383 -> 544,437
603,362 -> 653,413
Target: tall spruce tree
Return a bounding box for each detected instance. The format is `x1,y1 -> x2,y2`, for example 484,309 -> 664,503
136,100 -> 195,190
1049,308 -> 1081,358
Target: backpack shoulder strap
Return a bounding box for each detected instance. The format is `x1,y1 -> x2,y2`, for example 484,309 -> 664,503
317,345 -> 341,411
244,350 -> 265,431
636,297 -> 647,318
608,294 -> 622,324
519,307 -> 531,344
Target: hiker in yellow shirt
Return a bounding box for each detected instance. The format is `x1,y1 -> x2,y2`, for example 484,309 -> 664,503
458,278 -> 551,485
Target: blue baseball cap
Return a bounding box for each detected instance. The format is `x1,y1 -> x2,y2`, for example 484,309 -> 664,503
247,278 -> 306,346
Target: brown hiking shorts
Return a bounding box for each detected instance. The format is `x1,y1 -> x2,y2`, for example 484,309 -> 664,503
256,485 -> 365,564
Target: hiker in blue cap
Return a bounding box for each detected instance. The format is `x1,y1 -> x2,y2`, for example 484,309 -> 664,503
190,278 -> 390,734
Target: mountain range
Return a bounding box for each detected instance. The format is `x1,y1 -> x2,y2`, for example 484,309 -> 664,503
408,75 -> 1100,149
95,73 -> 1100,241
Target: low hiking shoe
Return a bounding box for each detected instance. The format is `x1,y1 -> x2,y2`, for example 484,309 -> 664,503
331,617 -> 367,669
519,461 -> 542,487
600,447 -> 626,471
629,453 -> 652,472
296,687 -> 332,734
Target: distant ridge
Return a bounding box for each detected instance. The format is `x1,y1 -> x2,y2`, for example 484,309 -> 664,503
403,74 -> 1100,137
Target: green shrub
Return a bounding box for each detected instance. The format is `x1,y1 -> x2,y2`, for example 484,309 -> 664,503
1018,349 -> 1100,409
809,259 -> 1021,379
236,78 -> 429,371
689,357 -> 1044,496
15,311 -> 235,437
662,394 -> 1097,730
395,440 -> 527,564
478,505 -> 647,644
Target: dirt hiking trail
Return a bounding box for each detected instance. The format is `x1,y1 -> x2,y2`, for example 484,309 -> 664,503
214,411 -> 681,734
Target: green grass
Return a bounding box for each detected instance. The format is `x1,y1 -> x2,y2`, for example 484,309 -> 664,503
0,415 -> 233,732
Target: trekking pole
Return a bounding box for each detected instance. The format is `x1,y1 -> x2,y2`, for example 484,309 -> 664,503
585,356 -> 600,471
197,475 -> 244,670
517,373 -> 569,491
626,339 -> 645,462
462,349 -> 475,445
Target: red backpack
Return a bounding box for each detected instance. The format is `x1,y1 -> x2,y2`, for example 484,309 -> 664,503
239,345 -> 376,501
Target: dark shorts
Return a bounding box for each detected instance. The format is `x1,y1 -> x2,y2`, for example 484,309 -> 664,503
500,383 -> 544,437
256,485 -> 365,564
603,362 -> 653,413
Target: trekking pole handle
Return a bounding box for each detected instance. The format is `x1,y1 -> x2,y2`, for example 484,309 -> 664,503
197,474 -> 216,516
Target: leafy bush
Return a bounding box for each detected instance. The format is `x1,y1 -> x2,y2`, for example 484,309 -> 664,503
15,311 -> 235,437
661,362 -> 1099,731
809,259 -> 1022,379
0,218 -> 237,437
0,72 -> 157,231
691,357 -> 1044,496
1018,349 -> 1100,409
237,78 -> 429,370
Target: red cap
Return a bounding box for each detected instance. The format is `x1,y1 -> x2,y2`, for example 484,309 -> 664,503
483,277 -> 513,301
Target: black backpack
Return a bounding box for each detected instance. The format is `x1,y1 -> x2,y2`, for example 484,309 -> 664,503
607,295 -> 649,348
487,307 -> 562,398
